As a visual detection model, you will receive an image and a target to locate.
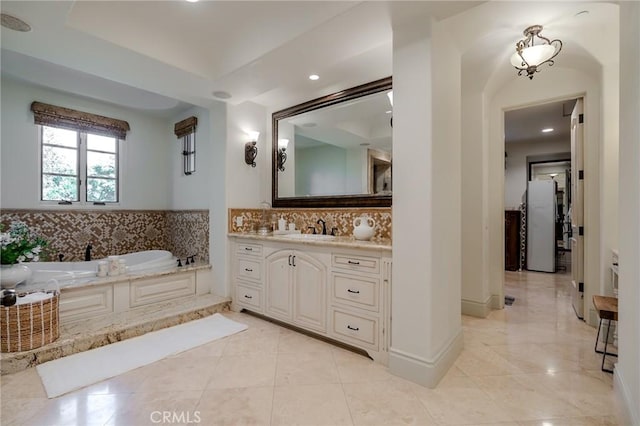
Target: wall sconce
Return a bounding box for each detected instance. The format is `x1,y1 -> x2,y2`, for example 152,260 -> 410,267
245,131 -> 259,167
174,116 -> 197,175
510,25 -> 562,80
277,138 -> 289,172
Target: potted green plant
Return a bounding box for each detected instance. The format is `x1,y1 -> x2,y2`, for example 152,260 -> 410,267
1,221 -> 48,289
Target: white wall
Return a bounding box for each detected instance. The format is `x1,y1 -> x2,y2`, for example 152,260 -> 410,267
226,101 -> 267,208
0,77 -> 171,210
169,106 -> 212,209
504,138 -> 571,209
615,2 -> 640,424
390,19 -> 463,387
460,90 -> 491,316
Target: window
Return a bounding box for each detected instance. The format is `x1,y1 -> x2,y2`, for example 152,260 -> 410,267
40,125 -> 119,203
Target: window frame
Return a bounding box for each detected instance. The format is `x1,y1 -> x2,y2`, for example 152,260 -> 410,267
39,125 -> 121,205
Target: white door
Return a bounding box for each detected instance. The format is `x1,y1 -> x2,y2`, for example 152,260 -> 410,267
570,98 -> 585,319
265,250 -> 293,321
292,252 -> 327,332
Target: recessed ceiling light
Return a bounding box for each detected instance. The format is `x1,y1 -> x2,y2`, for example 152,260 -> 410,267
385,110 -> 392,114
1,13 -> 31,32
541,128 -> 554,133
309,74 -> 320,81
185,0 -> 199,3
212,91 -> 231,99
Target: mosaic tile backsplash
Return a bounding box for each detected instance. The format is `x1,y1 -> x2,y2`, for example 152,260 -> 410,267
0,209 -> 209,262
228,208 -> 392,241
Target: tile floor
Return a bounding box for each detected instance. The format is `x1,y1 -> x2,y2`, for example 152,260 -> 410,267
0,271 -> 624,425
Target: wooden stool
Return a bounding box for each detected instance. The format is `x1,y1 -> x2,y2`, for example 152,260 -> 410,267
592,295 -> 618,373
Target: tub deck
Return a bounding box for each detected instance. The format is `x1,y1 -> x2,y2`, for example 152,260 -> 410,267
2,263 -> 230,374
1,293 -> 230,375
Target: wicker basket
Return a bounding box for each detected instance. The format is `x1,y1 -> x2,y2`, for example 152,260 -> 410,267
1,290 -> 60,353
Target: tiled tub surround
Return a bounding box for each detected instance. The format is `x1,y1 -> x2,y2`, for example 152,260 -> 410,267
0,209 -> 209,262
228,207 -> 392,241
1,263 -> 229,375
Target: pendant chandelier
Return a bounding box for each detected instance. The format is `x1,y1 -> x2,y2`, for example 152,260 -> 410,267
510,25 -> 563,80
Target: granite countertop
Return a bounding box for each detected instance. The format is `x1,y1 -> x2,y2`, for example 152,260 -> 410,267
228,232 -> 392,252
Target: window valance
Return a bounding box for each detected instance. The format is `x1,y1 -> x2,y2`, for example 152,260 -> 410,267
30,102 -> 130,140
174,116 -> 197,138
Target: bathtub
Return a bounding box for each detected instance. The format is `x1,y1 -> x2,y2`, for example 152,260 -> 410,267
23,250 -> 177,288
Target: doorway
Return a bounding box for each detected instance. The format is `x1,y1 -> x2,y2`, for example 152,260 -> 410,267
503,98 -> 583,307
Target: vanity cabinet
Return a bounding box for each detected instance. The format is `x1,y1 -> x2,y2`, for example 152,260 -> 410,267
265,249 -> 327,332
230,237 -> 390,364
233,242 -> 264,313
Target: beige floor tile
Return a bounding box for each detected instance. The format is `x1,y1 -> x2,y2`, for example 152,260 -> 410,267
333,347 -> 394,384
197,387 -> 273,426
0,397 -> 50,426
222,330 -> 280,355
136,355 -> 219,393
471,374 -> 585,420
517,416 -> 620,426
342,379 -> 437,425
277,329 -> 334,354
0,270 -> 625,426
0,367 -> 47,399
206,353 -> 277,389
275,351 -> 339,386
272,383 -> 353,426
104,390 -> 202,426
413,384 -> 515,425
19,393 -> 127,426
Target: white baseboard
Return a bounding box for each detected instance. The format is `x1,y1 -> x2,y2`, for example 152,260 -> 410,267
388,328 -> 464,388
489,294 -> 502,309
614,367 -> 639,426
461,297 -> 491,318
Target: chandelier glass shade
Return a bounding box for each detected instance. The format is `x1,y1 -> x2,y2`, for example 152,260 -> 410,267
511,25 -> 562,79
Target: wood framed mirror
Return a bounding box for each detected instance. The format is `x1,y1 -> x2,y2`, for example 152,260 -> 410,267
272,77 -> 392,208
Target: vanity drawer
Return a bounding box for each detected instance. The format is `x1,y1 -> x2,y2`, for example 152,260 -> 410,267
237,257 -> 262,282
332,253 -> 379,274
332,273 -> 379,312
236,243 -> 262,257
236,283 -> 263,311
331,309 -> 378,349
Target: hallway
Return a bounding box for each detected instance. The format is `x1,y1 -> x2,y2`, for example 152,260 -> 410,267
0,271 -> 623,425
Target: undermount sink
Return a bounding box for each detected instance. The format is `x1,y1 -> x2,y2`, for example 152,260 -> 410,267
280,234 -> 336,241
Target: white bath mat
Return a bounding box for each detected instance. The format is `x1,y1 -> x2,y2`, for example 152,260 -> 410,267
36,313 -> 247,398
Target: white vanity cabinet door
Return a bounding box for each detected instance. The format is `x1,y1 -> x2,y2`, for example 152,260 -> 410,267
292,252 -> 326,332
265,250 -> 294,321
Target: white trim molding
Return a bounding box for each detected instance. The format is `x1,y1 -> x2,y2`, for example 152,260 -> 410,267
388,328 -> 464,388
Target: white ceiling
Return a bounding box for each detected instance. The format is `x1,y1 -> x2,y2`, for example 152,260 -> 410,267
0,0 -> 618,142
505,99 -> 577,144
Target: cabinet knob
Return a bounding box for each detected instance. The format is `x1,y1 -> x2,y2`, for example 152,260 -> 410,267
245,268 -> 253,272
347,289 -> 360,294
347,260 -> 360,265
244,294 -> 253,299
347,325 -> 359,331
245,247 -> 253,251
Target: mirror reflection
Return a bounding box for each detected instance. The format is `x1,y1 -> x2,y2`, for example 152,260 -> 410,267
272,77 -> 392,208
